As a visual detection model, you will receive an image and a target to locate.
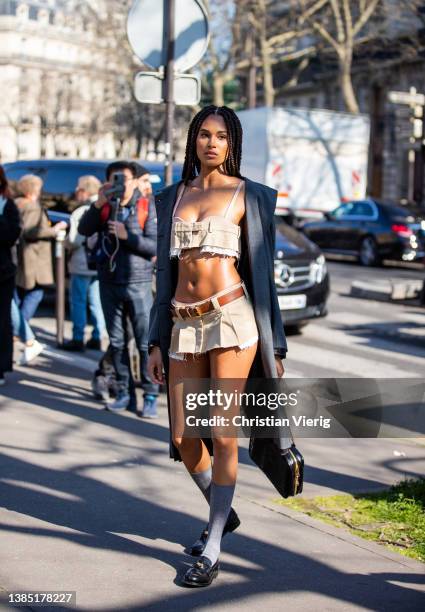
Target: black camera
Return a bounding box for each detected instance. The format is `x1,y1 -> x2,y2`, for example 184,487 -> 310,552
104,172 -> 126,203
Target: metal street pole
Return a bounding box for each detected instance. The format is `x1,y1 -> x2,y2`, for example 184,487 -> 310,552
55,230 -> 66,346
413,103 -> 425,207
163,0 -> 175,186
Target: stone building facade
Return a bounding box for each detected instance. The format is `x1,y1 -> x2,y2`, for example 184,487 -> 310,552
0,0 -> 124,161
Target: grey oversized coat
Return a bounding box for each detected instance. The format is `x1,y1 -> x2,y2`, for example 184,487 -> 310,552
148,177 -> 288,460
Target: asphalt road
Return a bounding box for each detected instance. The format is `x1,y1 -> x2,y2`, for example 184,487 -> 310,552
284,260 -> 425,379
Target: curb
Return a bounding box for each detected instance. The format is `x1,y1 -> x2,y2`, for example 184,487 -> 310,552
350,279 -> 423,302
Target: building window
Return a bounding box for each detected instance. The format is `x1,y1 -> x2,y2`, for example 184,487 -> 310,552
0,1 -> 18,15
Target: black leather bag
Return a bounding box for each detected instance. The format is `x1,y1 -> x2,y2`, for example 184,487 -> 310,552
249,436 -> 304,498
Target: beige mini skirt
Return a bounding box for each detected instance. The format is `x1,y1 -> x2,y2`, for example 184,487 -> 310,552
169,281 -> 259,361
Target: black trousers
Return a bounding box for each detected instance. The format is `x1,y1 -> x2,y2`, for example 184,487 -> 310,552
0,276 -> 15,375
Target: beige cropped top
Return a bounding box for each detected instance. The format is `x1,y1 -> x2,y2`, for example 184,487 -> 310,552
169,181 -> 243,260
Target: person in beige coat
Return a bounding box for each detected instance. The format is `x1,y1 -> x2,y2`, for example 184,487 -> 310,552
15,174 -> 66,325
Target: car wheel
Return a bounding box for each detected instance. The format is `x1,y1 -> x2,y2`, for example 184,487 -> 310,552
359,236 -> 381,266
285,322 -> 307,335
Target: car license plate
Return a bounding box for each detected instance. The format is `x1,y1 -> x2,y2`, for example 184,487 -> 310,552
278,294 -> 307,310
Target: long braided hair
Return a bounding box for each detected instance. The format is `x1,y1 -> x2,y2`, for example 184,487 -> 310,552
181,105 -> 243,185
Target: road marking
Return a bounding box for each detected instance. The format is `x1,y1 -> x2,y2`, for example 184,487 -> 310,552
287,342 -> 419,377
301,320 -> 425,362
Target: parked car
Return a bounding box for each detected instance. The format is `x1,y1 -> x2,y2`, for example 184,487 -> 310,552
4,159 -> 183,213
274,217 -> 330,331
301,199 -> 425,266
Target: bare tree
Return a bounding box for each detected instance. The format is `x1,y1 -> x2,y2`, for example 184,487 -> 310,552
297,0 -> 384,113
200,0 -> 242,106
226,1 -> 316,107
245,0 -> 314,106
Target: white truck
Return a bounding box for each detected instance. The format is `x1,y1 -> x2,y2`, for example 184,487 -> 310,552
238,106 -> 370,218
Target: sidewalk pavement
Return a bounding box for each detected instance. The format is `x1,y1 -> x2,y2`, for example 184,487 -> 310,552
0,350 -> 424,611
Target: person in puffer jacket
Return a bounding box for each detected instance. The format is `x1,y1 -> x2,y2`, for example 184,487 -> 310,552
78,160 -> 159,417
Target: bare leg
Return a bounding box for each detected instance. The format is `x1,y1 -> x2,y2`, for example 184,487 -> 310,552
168,353 -> 211,473
209,343 -> 258,485
200,342 -> 257,565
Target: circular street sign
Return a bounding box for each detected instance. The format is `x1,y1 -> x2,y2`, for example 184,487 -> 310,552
127,0 -> 209,72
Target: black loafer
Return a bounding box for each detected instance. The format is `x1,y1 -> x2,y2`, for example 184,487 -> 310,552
190,507 -> 241,556
182,556 -> 219,587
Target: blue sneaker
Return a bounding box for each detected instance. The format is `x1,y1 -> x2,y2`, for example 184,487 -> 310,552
142,395 -> 159,418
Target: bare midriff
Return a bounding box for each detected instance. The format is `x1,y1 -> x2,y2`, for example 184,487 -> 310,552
174,250 -> 241,303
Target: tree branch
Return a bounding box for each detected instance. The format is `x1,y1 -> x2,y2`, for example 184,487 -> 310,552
353,0 -> 380,36
311,20 -> 341,54
330,0 -> 346,44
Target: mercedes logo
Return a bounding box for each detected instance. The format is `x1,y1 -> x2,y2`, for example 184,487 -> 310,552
280,264 -> 294,288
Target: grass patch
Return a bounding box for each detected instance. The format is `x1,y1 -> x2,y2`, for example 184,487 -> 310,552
275,478 -> 425,563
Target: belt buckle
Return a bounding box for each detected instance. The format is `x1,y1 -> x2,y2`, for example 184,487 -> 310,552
194,305 -> 204,317
187,305 -> 202,318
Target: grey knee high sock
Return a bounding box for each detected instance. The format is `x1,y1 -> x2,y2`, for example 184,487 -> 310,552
202,482 -> 235,565
189,466 -> 212,503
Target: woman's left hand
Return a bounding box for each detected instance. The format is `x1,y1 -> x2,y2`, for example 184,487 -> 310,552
275,356 -> 285,378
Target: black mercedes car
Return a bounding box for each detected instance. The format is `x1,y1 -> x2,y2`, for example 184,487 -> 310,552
301,199 -> 425,266
274,217 -> 330,331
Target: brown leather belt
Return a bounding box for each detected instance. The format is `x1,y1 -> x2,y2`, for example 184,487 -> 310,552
171,285 -> 245,319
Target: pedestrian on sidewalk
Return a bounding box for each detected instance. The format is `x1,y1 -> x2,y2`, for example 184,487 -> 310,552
62,175 -> 106,352
78,161 -> 159,417
147,105 -> 288,587
4,177 -> 44,365
0,165 -> 21,385
15,175 -> 67,328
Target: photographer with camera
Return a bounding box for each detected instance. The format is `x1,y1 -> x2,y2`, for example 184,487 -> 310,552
78,161 -> 159,416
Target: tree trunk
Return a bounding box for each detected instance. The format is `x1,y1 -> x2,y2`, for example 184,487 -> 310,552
247,28 -> 256,108
339,51 -> 359,114
260,29 -> 274,106
213,73 -> 225,107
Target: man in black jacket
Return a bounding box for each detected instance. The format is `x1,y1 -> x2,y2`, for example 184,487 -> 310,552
78,161 -> 159,415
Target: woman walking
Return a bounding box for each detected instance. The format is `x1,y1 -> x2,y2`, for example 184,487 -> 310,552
148,105 -> 287,587
0,165 -> 21,385
15,175 -> 66,333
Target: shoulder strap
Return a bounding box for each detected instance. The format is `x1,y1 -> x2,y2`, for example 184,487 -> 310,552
224,181 -> 243,218
172,183 -> 186,218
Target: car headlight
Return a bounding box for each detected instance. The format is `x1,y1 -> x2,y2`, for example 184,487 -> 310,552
309,254 -> 327,284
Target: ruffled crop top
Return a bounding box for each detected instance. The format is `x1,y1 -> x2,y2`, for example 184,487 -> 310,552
169,180 -> 243,260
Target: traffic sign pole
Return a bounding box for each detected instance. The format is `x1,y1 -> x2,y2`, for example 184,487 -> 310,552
388,87 -> 425,207
127,0 -> 209,186
163,0 -> 175,186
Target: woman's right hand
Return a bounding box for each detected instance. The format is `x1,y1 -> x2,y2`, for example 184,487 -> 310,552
54,221 -> 68,233
148,346 -> 164,385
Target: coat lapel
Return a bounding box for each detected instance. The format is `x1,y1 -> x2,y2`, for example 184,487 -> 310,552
244,178 -> 276,377
156,181 -> 181,260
